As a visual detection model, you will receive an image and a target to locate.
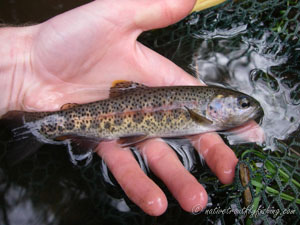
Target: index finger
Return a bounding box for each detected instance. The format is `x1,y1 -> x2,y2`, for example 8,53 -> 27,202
189,133 -> 238,184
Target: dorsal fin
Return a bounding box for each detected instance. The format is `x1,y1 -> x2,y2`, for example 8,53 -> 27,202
60,103 -> 79,110
109,80 -> 148,98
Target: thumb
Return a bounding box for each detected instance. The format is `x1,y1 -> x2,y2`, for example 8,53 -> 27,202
133,0 -> 196,31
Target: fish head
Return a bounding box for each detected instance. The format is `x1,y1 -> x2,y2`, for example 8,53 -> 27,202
206,91 -> 263,128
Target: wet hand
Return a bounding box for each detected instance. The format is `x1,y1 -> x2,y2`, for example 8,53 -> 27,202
6,0 -> 257,216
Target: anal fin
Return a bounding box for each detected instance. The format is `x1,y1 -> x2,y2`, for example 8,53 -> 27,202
66,137 -> 99,166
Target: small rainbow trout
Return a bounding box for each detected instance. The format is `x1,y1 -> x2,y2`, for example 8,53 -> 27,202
0,81 -> 263,165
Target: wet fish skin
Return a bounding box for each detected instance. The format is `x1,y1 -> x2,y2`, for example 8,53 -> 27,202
22,83 -> 262,140
0,82 -> 263,165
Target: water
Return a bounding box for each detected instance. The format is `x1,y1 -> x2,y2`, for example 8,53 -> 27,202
190,27 -> 300,151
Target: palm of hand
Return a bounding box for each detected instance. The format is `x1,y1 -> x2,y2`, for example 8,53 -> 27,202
24,1 -> 196,111
18,0 -> 239,216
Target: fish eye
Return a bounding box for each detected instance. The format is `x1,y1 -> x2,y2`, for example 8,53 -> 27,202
238,96 -> 251,108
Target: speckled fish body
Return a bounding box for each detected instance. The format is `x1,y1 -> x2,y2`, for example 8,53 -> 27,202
21,82 -> 262,140
1,81 -> 263,165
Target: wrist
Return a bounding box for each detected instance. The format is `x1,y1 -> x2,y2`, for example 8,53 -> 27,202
0,25 -> 37,115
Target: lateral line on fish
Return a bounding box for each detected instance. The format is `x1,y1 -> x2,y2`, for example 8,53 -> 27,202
95,102 -> 199,117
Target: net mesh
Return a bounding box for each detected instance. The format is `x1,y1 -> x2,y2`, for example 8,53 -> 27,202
1,0 -> 300,224
138,1 -> 300,222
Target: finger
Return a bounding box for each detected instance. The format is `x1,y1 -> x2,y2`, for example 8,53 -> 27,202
96,141 -> 167,216
133,0 -> 196,31
226,120 -> 265,144
138,138 -> 208,212
134,42 -> 204,87
189,133 -> 238,184
84,0 -> 196,33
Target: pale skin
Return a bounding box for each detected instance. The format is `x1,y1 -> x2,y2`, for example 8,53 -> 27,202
0,0 -> 263,216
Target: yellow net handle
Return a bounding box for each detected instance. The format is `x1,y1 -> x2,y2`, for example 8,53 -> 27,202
191,0 -> 226,13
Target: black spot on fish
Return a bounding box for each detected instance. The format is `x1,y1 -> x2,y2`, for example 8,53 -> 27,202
96,119 -> 101,127
64,121 -> 75,130
172,109 -> 181,119
104,122 -> 111,129
80,123 -> 86,130
48,125 -> 55,132
183,110 -> 190,119
132,112 -> 144,123
114,116 -> 123,126
40,126 -> 46,133
154,111 -> 164,122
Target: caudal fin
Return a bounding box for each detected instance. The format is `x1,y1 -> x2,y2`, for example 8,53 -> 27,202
0,111 -> 43,166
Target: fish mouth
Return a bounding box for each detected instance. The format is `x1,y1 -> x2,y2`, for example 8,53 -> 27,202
251,105 -> 264,124
258,107 -> 264,118
223,106 -> 264,130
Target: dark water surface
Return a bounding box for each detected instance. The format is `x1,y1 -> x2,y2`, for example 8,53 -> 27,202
1,0 -> 300,225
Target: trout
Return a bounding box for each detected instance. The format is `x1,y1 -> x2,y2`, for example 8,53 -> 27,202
0,81 -> 263,165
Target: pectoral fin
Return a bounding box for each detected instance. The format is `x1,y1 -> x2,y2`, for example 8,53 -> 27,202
184,106 -> 213,125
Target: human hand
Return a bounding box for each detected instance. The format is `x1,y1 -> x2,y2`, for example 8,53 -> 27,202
1,0 -> 259,216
